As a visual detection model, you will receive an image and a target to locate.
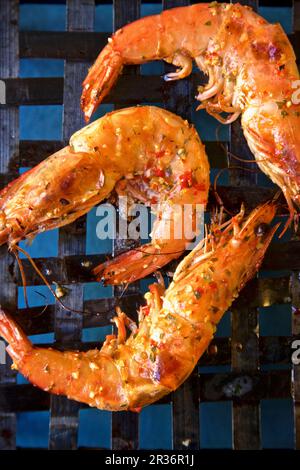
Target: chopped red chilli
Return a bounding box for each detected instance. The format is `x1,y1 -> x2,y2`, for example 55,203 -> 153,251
179,170 -> 193,189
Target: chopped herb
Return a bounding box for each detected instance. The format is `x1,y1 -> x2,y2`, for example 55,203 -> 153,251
294,111 -> 300,117
149,352 -> 155,362
205,20 -> 212,26
281,110 -> 288,117
201,272 -> 212,282
150,346 -> 157,362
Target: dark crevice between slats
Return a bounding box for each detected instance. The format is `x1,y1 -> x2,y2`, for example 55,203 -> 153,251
0,369 -> 293,414
1,74 -> 208,106
19,30 -> 299,61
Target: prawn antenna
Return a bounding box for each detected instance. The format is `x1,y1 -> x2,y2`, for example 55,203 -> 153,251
214,126 -> 266,165
13,245 -> 111,317
228,150 -> 265,164
213,165 -> 261,217
12,247 -> 29,309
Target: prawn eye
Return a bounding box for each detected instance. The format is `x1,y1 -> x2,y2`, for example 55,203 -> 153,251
255,223 -> 269,237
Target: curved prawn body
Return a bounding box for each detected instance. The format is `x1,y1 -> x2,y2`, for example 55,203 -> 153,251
82,3 -> 300,216
0,106 -> 209,284
0,201 -> 278,410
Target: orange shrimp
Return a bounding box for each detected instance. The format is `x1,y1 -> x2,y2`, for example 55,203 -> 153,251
0,106 -> 209,284
81,2 -> 300,219
0,200 -> 278,410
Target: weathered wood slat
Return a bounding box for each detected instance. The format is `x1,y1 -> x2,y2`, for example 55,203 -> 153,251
48,0 -> 95,451
2,77 -> 63,105
19,31 -> 106,61
294,0 -> 300,33
0,0 -> 19,451
0,369 -> 293,413
290,270 -> 300,449
18,140 -> 62,168
0,384 -> 50,413
230,0 -> 260,450
19,30 -> 300,61
199,370 -> 292,403
1,75 -> 201,105
203,335 -> 297,367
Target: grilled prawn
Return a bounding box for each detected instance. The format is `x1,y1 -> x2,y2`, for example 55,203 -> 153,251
0,201 -> 278,410
0,106 -> 209,284
81,2 -> 300,217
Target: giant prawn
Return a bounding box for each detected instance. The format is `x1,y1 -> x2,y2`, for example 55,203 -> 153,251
81,2 -> 300,221
0,201 -> 278,410
0,106 -> 209,285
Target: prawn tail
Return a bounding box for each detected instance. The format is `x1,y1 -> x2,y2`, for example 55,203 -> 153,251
81,44 -> 123,122
0,308 -> 32,363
